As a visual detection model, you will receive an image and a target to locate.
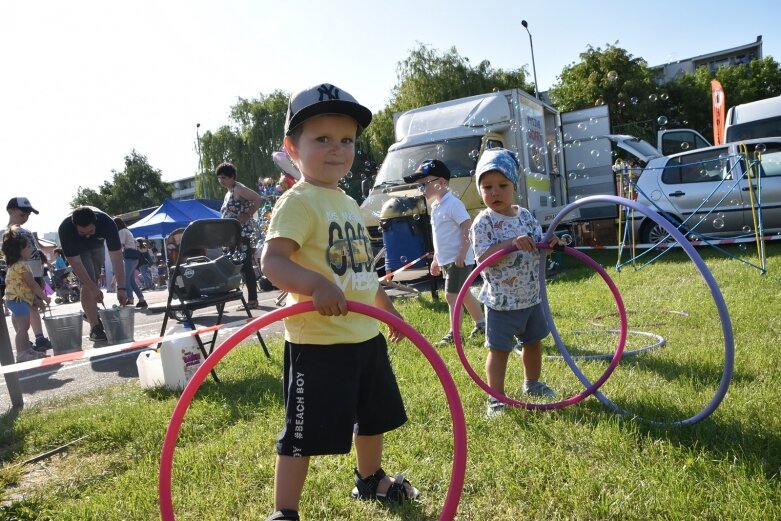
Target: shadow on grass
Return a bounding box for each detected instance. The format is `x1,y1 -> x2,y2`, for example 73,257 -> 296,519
513,383 -> 781,483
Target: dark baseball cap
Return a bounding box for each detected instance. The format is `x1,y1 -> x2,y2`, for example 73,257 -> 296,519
403,159 -> 451,184
284,83 -> 372,135
7,197 -> 39,214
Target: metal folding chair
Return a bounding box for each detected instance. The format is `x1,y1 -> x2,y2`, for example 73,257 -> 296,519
157,219 -> 270,382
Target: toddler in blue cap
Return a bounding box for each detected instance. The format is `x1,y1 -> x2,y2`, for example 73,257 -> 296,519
470,148 -> 562,417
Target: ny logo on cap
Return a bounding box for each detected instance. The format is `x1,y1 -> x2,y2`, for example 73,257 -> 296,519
317,84 -> 340,101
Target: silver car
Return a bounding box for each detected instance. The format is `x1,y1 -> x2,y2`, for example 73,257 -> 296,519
632,138 -> 781,243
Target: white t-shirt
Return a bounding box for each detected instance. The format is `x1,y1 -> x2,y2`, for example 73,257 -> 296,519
431,191 -> 475,266
118,228 -> 137,251
470,206 -> 543,311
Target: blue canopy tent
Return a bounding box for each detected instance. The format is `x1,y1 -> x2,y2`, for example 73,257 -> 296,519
128,199 -> 221,239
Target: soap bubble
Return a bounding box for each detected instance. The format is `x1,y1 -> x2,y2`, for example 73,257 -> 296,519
617,101 -> 626,108
630,96 -> 639,105
595,98 -> 605,106
660,93 -> 669,101
577,122 -> 587,130
589,117 -> 599,125
607,71 -> 618,81
651,190 -> 662,201
560,233 -> 573,245
713,217 -> 725,229
657,115 -> 668,126
739,244 -> 747,251
681,142 -> 690,150
755,143 -> 767,154
590,149 -> 600,158
576,162 -> 585,170
399,256 -> 407,264
649,94 -> 658,102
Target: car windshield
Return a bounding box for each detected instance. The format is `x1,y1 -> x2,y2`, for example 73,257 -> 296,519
620,137 -> 661,159
374,137 -> 483,186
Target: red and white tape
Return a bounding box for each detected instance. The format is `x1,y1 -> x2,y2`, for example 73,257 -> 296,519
379,252 -> 432,282
0,317 -> 258,376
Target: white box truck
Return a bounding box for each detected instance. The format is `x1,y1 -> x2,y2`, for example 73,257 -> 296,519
724,95 -> 781,142
359,88 -> 571,257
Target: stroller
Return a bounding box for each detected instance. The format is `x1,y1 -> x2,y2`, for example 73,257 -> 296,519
52,267 -> 80,304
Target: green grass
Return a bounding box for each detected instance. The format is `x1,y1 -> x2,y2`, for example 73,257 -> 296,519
2,243 -> 781,520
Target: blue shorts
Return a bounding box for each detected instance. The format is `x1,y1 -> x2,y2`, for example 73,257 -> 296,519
485,303 -> 549,352
7,299 -> 32,317
276,334 -> 408,457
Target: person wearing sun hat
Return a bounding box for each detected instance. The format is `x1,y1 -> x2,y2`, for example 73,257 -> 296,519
260,83 -> 417,521
470,148 -> 562,418
4,197 -> 53,353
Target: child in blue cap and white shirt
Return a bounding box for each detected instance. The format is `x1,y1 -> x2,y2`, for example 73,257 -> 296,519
470,148 -> 562,418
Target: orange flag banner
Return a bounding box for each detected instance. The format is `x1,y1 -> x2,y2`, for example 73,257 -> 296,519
711,80 -> 725,145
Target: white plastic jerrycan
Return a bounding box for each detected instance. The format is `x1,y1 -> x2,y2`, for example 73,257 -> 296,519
160,322 -> 204,390
136,349 -> 165,389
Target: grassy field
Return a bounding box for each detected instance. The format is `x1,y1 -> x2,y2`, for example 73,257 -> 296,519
2,243 -> 780,520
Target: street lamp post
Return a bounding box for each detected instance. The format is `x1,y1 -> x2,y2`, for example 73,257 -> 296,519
521,20 -> 540,100
195,123 -> 206,198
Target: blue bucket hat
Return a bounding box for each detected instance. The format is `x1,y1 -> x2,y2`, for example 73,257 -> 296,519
475,148 -> 520,190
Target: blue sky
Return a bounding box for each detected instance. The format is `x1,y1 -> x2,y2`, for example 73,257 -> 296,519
1,0 -> 779,234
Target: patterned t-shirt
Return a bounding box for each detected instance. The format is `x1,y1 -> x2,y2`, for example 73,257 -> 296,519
221,181 -> 259,241
470,206 -> 543,311
5,262 -> 35,305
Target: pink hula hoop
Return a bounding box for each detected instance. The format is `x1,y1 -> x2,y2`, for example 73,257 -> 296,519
452,244 -> 627,410
159,301 -> 467,521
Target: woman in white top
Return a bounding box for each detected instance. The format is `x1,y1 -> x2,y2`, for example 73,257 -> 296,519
114,217 -> 147,308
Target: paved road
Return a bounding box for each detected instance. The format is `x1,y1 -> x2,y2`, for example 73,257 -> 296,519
1,273 -> 437,412
0,286 -> 288,411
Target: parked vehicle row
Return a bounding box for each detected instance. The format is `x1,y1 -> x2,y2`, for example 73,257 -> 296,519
632,138 -> 781,243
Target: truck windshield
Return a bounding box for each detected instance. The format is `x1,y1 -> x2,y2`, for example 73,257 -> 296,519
374,137 -> 483,186
725,116 -> 781,142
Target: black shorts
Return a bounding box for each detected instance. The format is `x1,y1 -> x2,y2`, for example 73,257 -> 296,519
276,334 -> 408,457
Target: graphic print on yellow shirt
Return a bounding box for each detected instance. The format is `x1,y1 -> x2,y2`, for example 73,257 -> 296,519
266,182 -> 379,345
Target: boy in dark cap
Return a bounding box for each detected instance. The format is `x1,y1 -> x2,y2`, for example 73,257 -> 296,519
261,84 -> 418,521
404,159 -> 485,346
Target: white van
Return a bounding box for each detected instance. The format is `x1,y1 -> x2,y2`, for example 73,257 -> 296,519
724,95 -> 781,142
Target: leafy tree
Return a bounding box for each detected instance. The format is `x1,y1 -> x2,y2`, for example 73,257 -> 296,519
197,90 -> 289,199
664,56 -> 781,142
548,44 -> 663,141
71,150 -> 172,215
549,45 -> 781,144
363,43 -> 532,159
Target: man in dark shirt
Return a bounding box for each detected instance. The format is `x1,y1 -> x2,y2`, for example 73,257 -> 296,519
58,207 -> 127,341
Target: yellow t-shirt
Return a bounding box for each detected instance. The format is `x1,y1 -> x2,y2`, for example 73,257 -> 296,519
5,262 -> 35,305
265,182 -> 379,344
